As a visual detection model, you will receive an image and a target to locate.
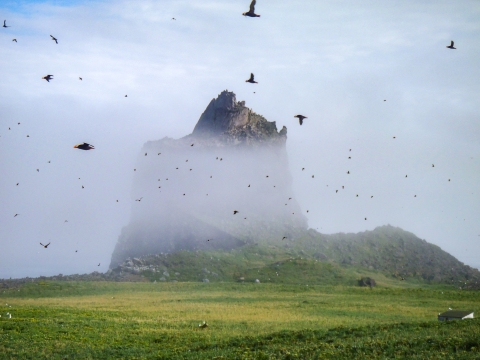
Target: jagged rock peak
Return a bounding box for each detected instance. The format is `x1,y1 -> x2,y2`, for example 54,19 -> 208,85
192,90 -> 287,144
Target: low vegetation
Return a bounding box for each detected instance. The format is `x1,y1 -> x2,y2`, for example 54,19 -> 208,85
0,282 -> 478,359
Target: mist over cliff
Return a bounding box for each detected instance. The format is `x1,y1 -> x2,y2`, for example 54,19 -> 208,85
110,91 -> 307,267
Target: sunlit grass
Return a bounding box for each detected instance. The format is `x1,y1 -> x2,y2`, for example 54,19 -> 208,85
0,282 -> 478,359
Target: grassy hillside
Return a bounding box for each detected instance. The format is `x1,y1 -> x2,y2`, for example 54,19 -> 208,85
0,282 -> 478,359
105,225 -> 480,288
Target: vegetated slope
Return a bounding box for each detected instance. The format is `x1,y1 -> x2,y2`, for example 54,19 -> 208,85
294,225 -> 480,286
110,225 -> 480,287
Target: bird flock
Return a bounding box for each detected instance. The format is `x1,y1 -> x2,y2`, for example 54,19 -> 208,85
3,0 -> 461,272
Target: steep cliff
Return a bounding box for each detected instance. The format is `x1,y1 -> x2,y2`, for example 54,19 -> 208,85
110,91 -> 307,268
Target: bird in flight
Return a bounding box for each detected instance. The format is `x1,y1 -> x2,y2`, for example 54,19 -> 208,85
135,197 -> 143,202
446,40 -> 456,49
42,75 -> 54,82
97,263 -> 100,266
50,35 -> 58,44
233,210 -> 239,215
243,0 -> 260,17
40,242 -> 50,248
3,20 -> 10,28
79,77 -> 82,81
14,214 -> 19,217
294,115 -> 307,125
245,73 -> 258,83
74,142 -> 94,150
12,38 -> 17,42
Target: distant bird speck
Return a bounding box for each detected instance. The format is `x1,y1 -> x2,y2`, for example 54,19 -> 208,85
446,40 -> 456,49
74,143 -> 94,150
50,35 -> 58,44
12,38 -> 16,42
14,214 -> 19,217
42,75 -> 54,82
145,153 -> 147,156
233,210 -> 239,215
40,242 -> 50,248
3,20 -> 10,28
135,197 -> 143,202
294,115 -> 307,125
246,73 -> 258,83
242,0 -> 260,17
79,77 -> 82,81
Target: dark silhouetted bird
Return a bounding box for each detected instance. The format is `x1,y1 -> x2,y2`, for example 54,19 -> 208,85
74,143 -> 94,150
50,35 -> 58,44
14,214 -> 19,217
172,18 -> 176,20
393,136 -> 396,139
432,164 -> 435,167
302,168 -> 305,171
135,197 -> 143,202
446,40 -> 456,49
98,263 -> 100,266
294,115 -> 307,125
191,143 -> 194,146
3,20 -> 10,28
312,175 -> 314,178
233,210 -> 239,215
336,190 -> 338,193
12,38 -> 16,42
306,210 -> 309,213
282,236 -> 287,240
16,183 -> 19,186
246,73 -> 257,83
125,95 -> 127,97
248,184 -> 250,187
42,75 -> 54,82
79,77 -> 82,80
347,171 -> 350,174
40,242 -> 50,248
81,185 -> 84,189
365,218 -> 367,220
243,0 -> 260,17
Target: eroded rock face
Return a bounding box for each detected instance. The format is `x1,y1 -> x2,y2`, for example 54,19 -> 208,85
110,90 -> 307,268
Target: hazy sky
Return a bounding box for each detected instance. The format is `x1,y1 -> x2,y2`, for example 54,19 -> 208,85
1,0 -> 479,278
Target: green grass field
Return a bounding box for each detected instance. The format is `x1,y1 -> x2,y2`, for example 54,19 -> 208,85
0,282 -> 479,359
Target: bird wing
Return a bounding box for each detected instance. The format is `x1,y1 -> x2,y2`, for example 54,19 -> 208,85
3,20 -> 5,26
249,0 -> 256,12
299,118 -> 303,125
451,40 -> 454,47
249,73 -> 254,81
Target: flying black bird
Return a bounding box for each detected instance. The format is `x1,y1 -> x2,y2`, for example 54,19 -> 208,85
135,197 -> 143,202
40,242 -> 50,248
294,115 -> 307,125
3,20 -> 10,28
125,95 -> 128,97
12,38 -> 16,42
16,183 -> 19,186
302,168 -> 305,171
42,75 -> 54,82
243,0 -> 260,17
245,73 -> 257,83
98,263 -> 100,266
248,184 -> 250,187
347,171 -> 350,174
191,143 -> 194,146
145,153 -> 147,156
432,164 -> 435,167
14,214 -> 19,217
233,210 -> 239,215
282,236 -> 287,240
79,77 -> 82,80
446,40 -> 456,49
73,142 -> 94,150
50,35 -> 58,44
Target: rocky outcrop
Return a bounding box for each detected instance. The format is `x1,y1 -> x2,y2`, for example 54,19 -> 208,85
110,90 -> 307,268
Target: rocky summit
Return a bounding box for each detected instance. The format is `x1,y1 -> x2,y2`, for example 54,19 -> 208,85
110,91 -> 307,268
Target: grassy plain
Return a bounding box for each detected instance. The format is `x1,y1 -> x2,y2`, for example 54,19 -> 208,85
0,281 -> 479,359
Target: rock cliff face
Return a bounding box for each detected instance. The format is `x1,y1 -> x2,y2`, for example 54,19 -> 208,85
110,91 -> 307,268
